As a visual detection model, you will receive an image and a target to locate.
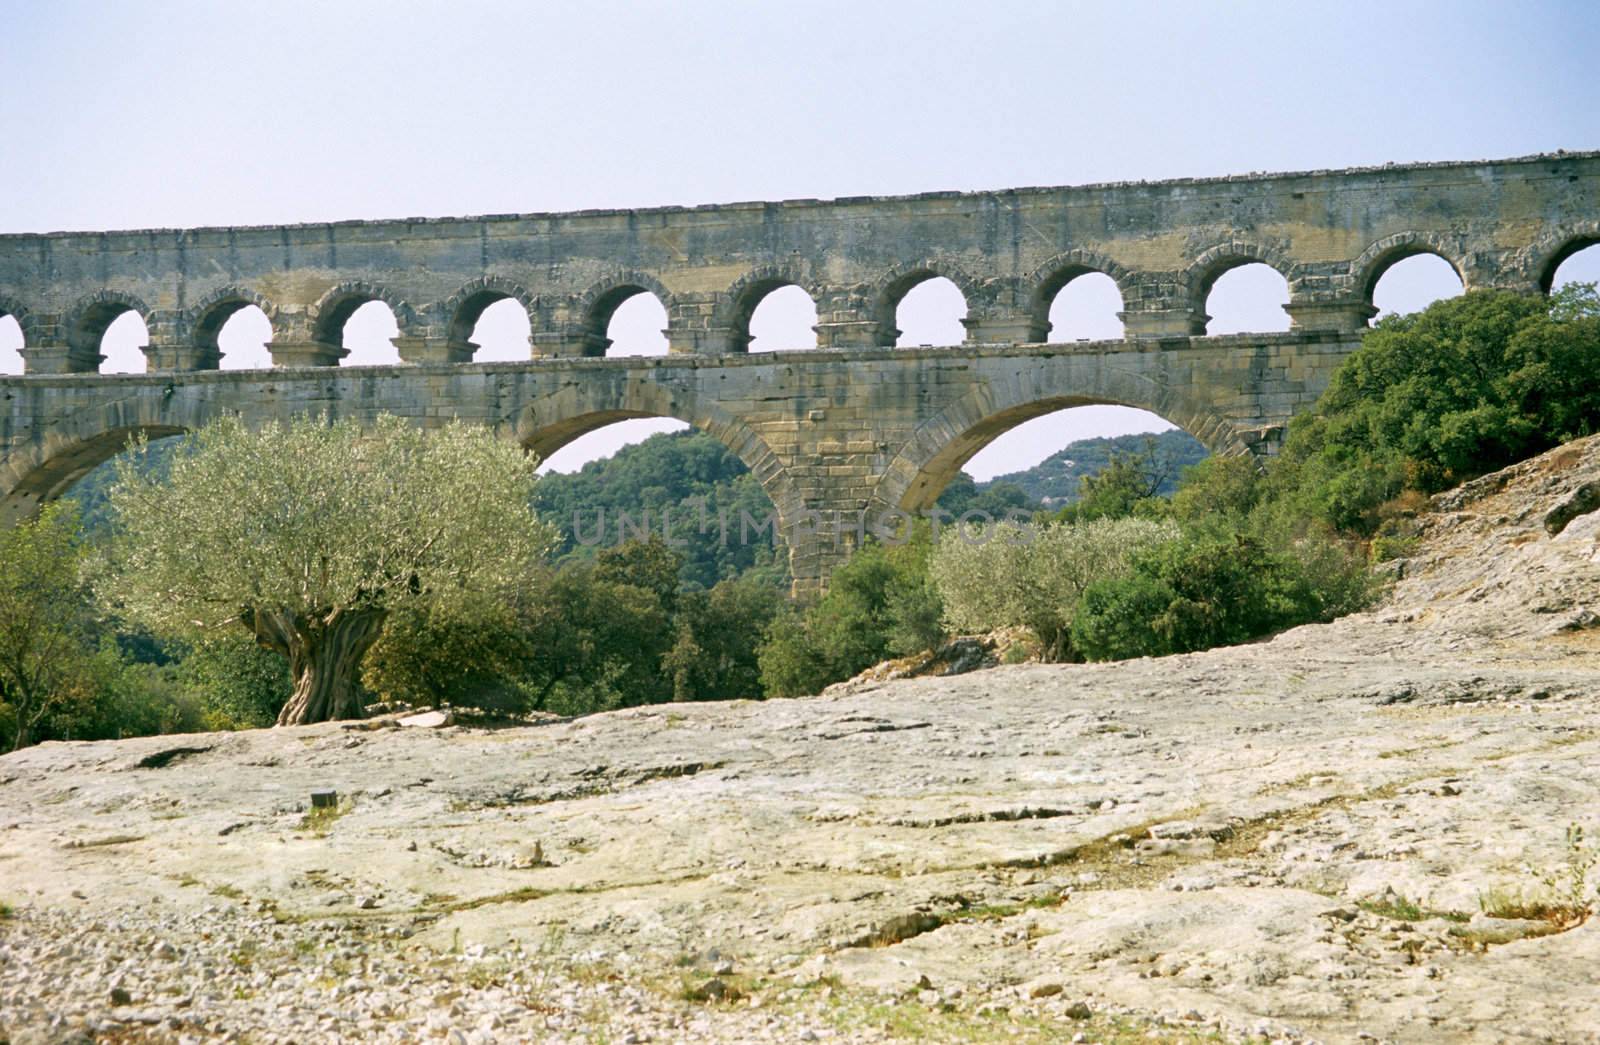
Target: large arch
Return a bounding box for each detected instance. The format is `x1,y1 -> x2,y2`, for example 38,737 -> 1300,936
873,368 -> 1245,515
1027,250 -> 1135,342
508,380 -> 804,528
0,391 -> 229,526
0,393 -> 441,528
186,285 -> 277,369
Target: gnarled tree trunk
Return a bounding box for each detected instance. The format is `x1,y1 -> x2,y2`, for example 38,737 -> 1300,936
248,607 -> 387,725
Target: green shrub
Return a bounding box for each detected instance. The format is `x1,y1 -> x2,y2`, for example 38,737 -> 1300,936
758,535 -> 942,697
1071,528 -> 1374,661
1272,285 -> 1600,535
930,517 -> 1177,660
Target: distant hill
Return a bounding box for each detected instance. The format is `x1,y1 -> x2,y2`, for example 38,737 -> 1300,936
981,429 -> 1209,507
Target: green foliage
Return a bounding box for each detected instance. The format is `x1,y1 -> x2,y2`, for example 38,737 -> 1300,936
663,575 -> 786,702
169,635 -> 292,730
931,518 -> 1177,660
96,414 -> 558,723
1272,286 -> 1600,534
758,535 -> 943,698
0,503 -> 98,750
366,538 -> 786,716
98,414 -> 556,639
1070,528 -> 1374,661
934,476 -> 1038,518
532,430 -> 789,590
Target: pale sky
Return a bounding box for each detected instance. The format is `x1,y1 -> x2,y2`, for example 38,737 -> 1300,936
1,1 -> 1596,479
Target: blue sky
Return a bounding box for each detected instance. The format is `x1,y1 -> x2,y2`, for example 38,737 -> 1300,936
2,0 -> 1597,476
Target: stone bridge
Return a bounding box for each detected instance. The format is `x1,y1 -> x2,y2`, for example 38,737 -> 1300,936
0,151 -> 1595,588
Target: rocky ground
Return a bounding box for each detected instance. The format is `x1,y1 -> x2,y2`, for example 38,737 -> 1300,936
7,439 -> 1600,1044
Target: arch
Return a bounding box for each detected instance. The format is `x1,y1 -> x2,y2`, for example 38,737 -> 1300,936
1184,240 -> 1300,317
1368,253 -> 1464,320
874,367 -> 1245,515
442,275 -> 537,346
508,381 -> 804,525
0,314 -> 23,375
1527,221 -> 1600,293
718,266 -> 819,353
66,290 -> 152,354
1349,232 -> 1470,302
0,292 -> 35,342
1027,250 -> 1135,342
869,259 -> 982,347
186,285 -> 278,365
573,271 -> 675,356
310,281 -> 416,344
0,391 -> 228,526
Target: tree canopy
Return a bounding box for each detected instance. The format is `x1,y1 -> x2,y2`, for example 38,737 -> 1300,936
96,414 -> 556,724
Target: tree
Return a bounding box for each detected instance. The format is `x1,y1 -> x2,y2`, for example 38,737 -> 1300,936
758,535 -> 943,698
1054,437 -> 1179,523
0,503 -> 97,750
663,575 -> 785,702
1272,286 -> 1600,534
930,517 -> 1177,660
97,415 -> 556,725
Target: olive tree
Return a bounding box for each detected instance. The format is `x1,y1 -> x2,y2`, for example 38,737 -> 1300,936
929,517 -> 1176,660
97,414 -> 555,725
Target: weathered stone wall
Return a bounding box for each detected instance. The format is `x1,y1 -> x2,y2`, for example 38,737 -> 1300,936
0,152 -> 1594,373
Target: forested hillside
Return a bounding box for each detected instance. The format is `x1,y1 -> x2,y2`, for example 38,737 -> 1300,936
985,429 -> 1209,505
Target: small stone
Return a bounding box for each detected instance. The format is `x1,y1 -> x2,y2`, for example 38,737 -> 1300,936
356,896 -> 378,910
399,710 -> 454,729
153,941 -> 178,960
1065,1000 -> 1093,1019
1029,981 -> 1064,999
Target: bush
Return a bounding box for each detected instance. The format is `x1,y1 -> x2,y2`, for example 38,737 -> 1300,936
1272,285 -> 1600,534
1071,528 -> 1374,661
758,535 -> 942,697
930,517 -> 1177,660
664,575 -> 786,702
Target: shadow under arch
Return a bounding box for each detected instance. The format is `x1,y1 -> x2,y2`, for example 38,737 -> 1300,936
1183,241 -> 1300,332
1027,250 -> 1135,343
869,260 -> 982,347
443,275 -> 537,350
715,266 -> 819,354
573,271 -> 675,356
873,375 -> 1247,515
187,285 -> 278,368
